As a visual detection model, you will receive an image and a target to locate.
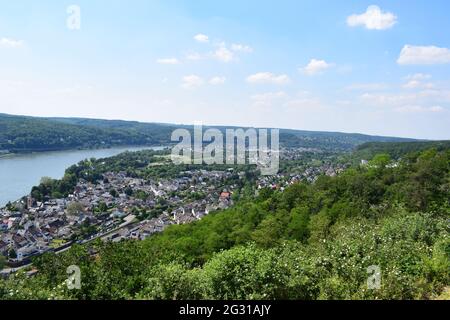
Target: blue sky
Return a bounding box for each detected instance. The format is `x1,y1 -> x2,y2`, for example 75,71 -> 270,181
1,0 -> 450,139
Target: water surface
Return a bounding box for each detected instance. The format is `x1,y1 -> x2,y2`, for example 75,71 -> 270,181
0,146 -> 163,207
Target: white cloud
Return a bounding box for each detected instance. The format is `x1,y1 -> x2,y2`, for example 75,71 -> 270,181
159,99 -> 174,106
251,91 -> 287,100
185,42 -> 251,63
246,72 -> 290,85
156,58 -> 180,65
209,76 -> 226,85
403,81 -> 434,89
181,75 -> 204,89
231,43 -> 253,53
336,100 -> 353,106
250,91 -> 287,101
405,73 -> 432,81
249,90 -> 324,109
346,83 -> 388,91
347,5 -> 397,30
284,98 -> 322,109
213,44 -> 234,62
194,34 -> 209,43
251,91 -> 287,107
0,37 -> 24,48
395,105 -> 445,113
185,52 -> 203,61
361,89 -> 450,108
397,45 -> 450,65
301,59 -> 333,76
430,106 -> 445,112
402,74 -> 434,89
361,92 -> 414,105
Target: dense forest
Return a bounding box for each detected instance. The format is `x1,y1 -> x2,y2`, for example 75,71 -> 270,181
0,113 -> 414,153
0,114 -> 175,152
355,140 -> 450,161
1,146 -> 448,300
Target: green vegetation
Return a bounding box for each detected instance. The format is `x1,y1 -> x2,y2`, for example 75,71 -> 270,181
0,256 -> 6,270
30,150 -> 169,201
279,128 -> 414,151
354,140 -> 450,161
66,202 -> 85,216
0,113 -> 174,153
29,148 -> 258,202
0,113 -> 414,154
1,147 -> 448,300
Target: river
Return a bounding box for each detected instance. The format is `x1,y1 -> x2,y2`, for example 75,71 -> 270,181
0,146 -> 164,207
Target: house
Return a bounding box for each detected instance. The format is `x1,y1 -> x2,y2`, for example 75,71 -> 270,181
110,210 -> 126,219
219,192 -> 231,200
12,234 -> 28,248
48,219 -> 66,229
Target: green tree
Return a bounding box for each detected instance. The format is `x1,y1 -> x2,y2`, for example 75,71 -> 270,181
8,249 -> 17,260
96,202 -> 108,213
66,202 -> 85,216
39,176 -> 54,186
251,216 -> 283,248
124,187 -> 133,197
0,255 -> 6,269
369,153 -> 391,168
287,206 -> 310,242
109,189 -> 118,198
308,211 -> 331,243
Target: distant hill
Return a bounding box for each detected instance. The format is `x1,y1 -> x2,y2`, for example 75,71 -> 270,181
354,141 -> 450,160
277,128 -> 416,151
0,113 -> 417,153
0,114 -> 176,153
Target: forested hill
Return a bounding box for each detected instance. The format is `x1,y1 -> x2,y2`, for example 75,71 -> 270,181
354,140 -> 450,160
0,113 -> 415,153
0,113 -> 176,152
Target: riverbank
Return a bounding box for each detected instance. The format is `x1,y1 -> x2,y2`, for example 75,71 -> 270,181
0,153 -> 14,159
0,143 -> 169,157
0,145 -> 169,207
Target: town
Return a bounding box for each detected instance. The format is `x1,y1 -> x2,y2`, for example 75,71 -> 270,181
0,148 -> 347,270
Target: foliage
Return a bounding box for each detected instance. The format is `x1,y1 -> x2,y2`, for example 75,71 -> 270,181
355,140 -> 450,161
1,147 -> 449,300
0,113 -> 173,153
0,255 -> 6,270
0,113 -> 414,154
66,202 -> 85,216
